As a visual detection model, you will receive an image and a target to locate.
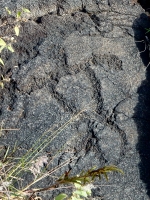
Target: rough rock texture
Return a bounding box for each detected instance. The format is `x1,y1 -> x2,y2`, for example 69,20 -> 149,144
0,0 -> 150,199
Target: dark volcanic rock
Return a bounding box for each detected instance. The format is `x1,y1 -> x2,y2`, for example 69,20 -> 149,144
0,0 -> 150,199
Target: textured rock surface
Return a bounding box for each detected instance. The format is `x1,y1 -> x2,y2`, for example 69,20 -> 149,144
0,0 -> 150,199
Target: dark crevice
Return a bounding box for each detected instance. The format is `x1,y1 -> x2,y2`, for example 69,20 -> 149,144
105,108 -> 128,165
46,73 -> 76,113
56,2 -> 65,16
80,63 -> 103,115
63,53 -> 68,66
80,6 -> 101,28
81,6 -> 87,14
86,120 -> 108,163
133,12 -> 150,197
137,0 -> 150,13
8,80 -> 18,111
90,14 -> 101,26
35,17 -> 42,24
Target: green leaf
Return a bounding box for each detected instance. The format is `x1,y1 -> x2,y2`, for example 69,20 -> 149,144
104,165 -> 124,174
9,192 -> 22,197
74,182 -> 82,189
7,44 -> 14,52
103,172 -> 108,181
17,11 -> 22,18
55,193 -> 68,200
0,46 -> 5,53
86,188 -> 91,196
0,58 -> 4,66
71,197 -> 82,200
14,26 -> 20,36
145,28 -> 150,34
74,190 -> 88,198
0,82 -> 4,89
5,7 -> 11,15
22,8 -> 30,13
0,38 -> 6,46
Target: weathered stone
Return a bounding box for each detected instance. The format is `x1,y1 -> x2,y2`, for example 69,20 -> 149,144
0,0 -> 150,199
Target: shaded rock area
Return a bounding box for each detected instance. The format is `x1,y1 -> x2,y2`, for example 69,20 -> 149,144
0,0 -> 150,199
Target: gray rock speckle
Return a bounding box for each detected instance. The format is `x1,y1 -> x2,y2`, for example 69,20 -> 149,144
0,0 -> 150,199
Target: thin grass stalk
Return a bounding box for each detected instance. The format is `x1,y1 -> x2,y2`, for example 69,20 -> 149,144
22,158 -> 72,192
7,109 -> 84,179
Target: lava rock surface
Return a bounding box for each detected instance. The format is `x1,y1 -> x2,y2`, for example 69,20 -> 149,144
0,0 -> 150,199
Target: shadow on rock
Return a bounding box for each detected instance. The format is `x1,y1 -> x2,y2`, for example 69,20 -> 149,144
133,13 -> 150,196
137,0 -> 150,14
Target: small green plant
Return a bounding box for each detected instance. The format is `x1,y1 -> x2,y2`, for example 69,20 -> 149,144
70,182 -> 92,200
55,182 -> 92,200
0,7 -> 30,64
0,107 -> 124,200
0,37 -> 14,64
0,7 -> 30,88
5,7 -> 30,36
54,166 -> 123,200
145,28 -> 150,34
